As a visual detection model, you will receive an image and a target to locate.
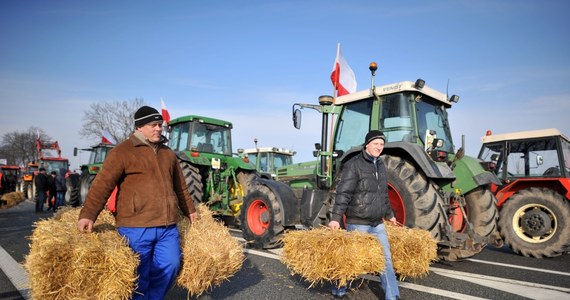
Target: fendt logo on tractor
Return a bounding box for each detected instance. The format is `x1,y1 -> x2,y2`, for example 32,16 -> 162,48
240,63 -> 502,261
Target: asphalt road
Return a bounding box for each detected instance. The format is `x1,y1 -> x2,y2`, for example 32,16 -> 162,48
1,200 -> 569,300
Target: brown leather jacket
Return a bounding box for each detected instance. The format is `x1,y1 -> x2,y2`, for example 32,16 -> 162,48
79,132 -> 195,227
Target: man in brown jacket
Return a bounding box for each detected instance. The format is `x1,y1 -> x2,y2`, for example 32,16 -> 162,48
78,105 -> 197,300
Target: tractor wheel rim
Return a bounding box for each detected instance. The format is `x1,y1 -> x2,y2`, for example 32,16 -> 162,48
387,183 -> 406,224
512,203 -> 556,243
247,199 -> 270,236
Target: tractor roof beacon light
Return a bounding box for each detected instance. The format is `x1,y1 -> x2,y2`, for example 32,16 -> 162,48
449,95 -> 460,103
415,79 -> 425,89
318,95 -> 334,105
369,62 -> 378,91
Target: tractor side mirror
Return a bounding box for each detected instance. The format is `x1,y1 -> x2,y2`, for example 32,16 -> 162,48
293,109 -> 302,129
536,155 -> 544,166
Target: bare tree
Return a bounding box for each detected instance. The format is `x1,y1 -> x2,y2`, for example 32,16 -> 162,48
79,98 -> 146,144
0,127 -> 51,166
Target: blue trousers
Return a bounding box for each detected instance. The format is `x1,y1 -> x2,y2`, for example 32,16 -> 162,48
347,223 -> 400,300
118,225 -> 181,300
55,191 -> 65,210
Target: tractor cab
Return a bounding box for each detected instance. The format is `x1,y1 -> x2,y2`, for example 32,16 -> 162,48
478,128 -> 570,183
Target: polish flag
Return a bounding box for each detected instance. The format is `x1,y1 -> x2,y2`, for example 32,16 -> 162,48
330,43 -> 357,96
101,130 -> 117,145
161,98 -> 171,124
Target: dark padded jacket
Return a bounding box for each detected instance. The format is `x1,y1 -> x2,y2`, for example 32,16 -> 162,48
79,132 -> 196,228
331,149 -> 395,227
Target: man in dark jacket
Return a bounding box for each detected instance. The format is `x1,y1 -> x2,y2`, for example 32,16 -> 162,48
46,171 -> 57,211
34,168 -> 49,213
55,168 -> 67,211
78,105 -> 198,300
329,130 -> 400,300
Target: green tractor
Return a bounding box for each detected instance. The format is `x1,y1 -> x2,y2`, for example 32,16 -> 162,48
242,138 -> 296,179
74,143 -> 116,205
167,115 -> 257,225
241,63 -> 501,260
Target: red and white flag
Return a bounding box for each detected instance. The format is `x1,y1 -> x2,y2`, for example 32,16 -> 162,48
330,43 -> 357,96
101,130 -> 117,145
161,98 -> 171,124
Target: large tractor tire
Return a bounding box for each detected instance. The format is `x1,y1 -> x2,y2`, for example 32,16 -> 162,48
383,155 -> 484,261
24,181 -> 35,200
498,187 -> 570,258
240,184 -> 284,249
80,174 -> 95,204
382,155 -> 447,238
180,161 -> 203,205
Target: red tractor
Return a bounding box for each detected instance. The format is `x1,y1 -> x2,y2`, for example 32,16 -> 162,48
478,128 -> 570,258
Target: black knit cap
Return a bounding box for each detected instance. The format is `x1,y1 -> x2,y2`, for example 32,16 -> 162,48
364,130 -> 386,145
134,106 -> 163,127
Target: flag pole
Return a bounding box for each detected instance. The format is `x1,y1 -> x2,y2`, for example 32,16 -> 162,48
327,43 -> 341,175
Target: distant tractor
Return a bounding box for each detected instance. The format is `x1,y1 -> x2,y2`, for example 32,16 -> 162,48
20,138 -> 70,200
20,162 -> 38,199
243,139 -> 295,179
478,128 -> 570,258
241,63 -> 500,261
74,142 -> 116,205
0,165 -> 21,194
166,115 -> 257,225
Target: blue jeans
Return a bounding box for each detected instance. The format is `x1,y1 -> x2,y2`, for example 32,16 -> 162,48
118,225 -> 181,300
347,223 -> 400,300
55,191 -> 65,210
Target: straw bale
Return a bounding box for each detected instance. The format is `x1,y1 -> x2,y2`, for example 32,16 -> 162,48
1,191 -> 25,208
176,205 -> 245,297
24,208 -> 138,300
281,228 -> 385,287
386,223 -> 438,280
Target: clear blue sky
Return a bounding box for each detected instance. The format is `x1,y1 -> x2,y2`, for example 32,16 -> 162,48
1,1 -> 569,169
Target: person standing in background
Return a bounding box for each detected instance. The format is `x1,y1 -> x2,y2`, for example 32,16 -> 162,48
55,168 -> 68,211
34,168 -> 49,213
46,171 -> 57,211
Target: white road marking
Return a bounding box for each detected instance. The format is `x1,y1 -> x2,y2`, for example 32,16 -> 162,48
0,246 -> 30,300
431,267 -> 570,300
466,258 -> 570,276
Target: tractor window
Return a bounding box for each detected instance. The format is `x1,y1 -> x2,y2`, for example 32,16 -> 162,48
273,153 -> 293,168
334,100 -> 372,153
416,99 -> 454,153
478,142 -> 505,177
381,93 -> 414,142
168,122 -> 190,152
506,137 -> 561,177
191,123 -> 232,155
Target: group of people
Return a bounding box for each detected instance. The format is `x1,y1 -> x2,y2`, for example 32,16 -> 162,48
75,105 -> 399,300
34,167 -> 67,213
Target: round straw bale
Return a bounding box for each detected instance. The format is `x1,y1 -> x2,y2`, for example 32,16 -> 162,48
281,228 -> 385,287
176,205 -> 245,297
385,223 -> 438,280
24,207 -> 138,300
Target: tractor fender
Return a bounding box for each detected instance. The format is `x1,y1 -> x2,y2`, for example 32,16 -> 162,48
383,142 -> 455,180
452,155 -> 502,193
252,178 -> 299,227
